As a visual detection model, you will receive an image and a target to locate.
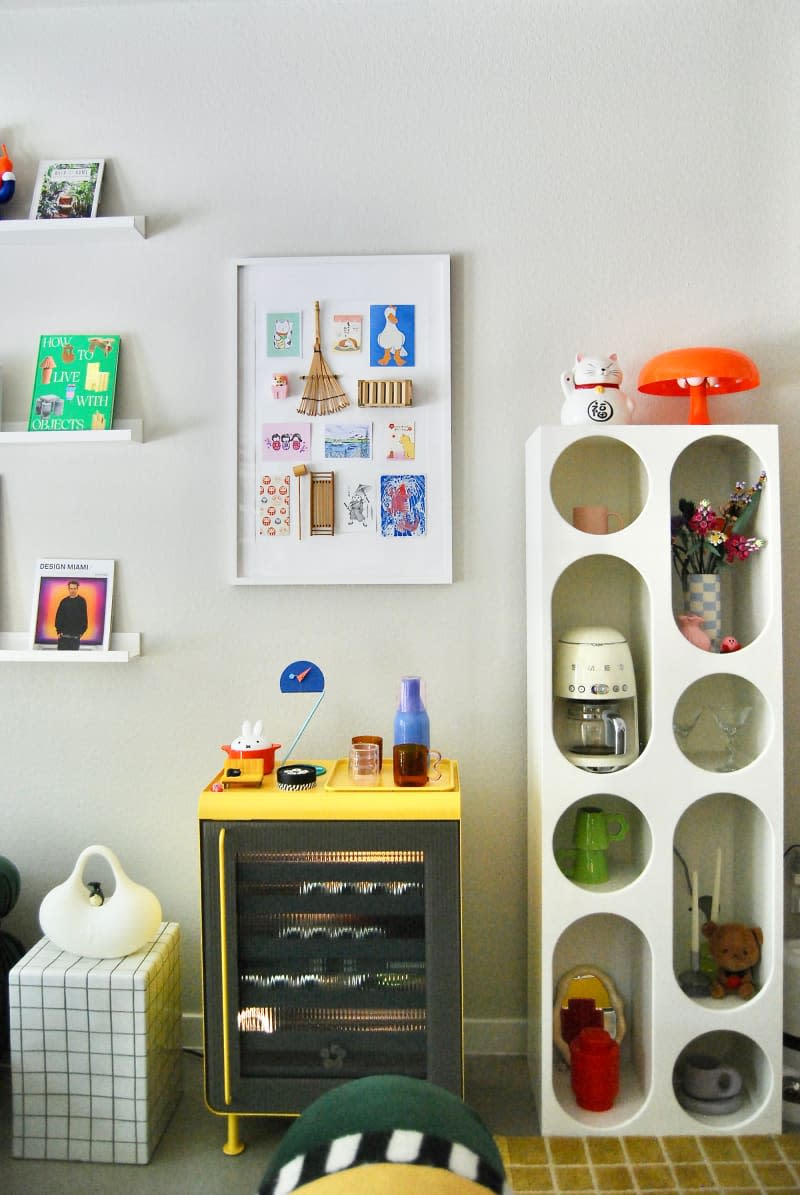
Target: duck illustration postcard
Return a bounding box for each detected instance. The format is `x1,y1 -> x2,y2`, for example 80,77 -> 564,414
370,304 -> 415,367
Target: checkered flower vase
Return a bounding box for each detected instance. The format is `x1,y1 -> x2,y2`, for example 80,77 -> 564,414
685,572 -> 722,649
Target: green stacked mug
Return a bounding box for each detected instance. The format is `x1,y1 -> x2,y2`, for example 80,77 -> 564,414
557,806 -> 629,884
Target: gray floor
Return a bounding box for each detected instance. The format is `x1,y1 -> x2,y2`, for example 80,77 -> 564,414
0,1051 -> 538,1194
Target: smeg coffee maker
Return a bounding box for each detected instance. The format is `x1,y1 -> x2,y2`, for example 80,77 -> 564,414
553,626 -> 639,772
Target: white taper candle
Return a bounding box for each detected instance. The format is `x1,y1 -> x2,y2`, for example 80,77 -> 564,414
711,846 -> 721,923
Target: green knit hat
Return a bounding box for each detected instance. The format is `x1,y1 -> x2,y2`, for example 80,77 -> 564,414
259,1075 -> 509,1194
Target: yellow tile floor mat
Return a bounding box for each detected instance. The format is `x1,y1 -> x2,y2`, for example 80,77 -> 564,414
495,1134 -> 800,1194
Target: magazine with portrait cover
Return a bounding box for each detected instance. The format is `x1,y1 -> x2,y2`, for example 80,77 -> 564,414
30,559 -> 115,651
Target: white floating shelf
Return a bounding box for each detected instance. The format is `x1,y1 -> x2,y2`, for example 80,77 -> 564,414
0,215 -> 146,244
0,632 -> 140,662
0,419 -> 142,443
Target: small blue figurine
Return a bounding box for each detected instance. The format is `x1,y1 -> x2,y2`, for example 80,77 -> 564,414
0,144 -> 15,213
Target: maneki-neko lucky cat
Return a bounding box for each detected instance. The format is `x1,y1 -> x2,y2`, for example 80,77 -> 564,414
560,353 -> 634,426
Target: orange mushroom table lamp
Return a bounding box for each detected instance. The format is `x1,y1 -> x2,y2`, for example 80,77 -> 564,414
637,346 -> 759,425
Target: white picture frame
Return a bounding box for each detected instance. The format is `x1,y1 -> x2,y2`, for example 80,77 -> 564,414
30,558 -> 115,651
232,254 -> 452,585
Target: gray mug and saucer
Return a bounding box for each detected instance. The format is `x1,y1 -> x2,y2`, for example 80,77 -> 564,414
676,1052 -> 744,1115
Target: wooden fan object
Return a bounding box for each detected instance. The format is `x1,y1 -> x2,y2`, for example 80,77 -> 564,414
297,301 -> 349,416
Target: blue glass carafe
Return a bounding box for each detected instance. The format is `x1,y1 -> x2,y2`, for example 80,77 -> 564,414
393,676 -> 430,748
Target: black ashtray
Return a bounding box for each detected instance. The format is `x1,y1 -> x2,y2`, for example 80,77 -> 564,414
277,764 -> 317,791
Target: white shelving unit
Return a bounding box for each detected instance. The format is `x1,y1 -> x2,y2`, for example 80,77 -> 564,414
0,425 -> 143,657
0,212 -> 146,656
0,632 -> 140,662
526,424 -> 783,1135
0,216 -> 145,245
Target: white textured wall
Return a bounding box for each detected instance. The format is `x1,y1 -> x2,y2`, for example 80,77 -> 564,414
1,0 -> 798,1042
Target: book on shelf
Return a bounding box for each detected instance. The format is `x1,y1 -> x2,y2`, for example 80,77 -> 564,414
29,159 -> 104,220
30,559 -> 115,652
28,334 -> 120,432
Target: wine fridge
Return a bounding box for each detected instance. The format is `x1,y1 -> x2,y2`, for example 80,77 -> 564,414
199,763 -> 462,1152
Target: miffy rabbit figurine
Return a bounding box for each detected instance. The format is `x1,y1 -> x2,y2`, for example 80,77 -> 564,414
221,720 -> 281,772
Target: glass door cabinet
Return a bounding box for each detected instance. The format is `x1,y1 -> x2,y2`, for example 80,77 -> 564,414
199,765 -> 462,1153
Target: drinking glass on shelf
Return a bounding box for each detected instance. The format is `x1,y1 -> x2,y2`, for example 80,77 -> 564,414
710,705 -> 753,771
348,741 -> 381,782
672,708 -> 703,753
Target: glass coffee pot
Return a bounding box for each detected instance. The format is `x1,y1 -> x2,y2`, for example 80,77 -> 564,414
553,626 -> 639,773
566,702 -> 628,761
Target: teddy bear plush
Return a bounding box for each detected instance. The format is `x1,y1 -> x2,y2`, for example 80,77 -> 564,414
702,920 -> 763,999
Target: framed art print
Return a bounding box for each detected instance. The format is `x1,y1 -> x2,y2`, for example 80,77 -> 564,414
233,254 -> 451,585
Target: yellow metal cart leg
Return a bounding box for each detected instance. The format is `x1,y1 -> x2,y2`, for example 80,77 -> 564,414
223,1113 -> 245,1155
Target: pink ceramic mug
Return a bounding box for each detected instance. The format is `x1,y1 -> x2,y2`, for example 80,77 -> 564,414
572,505 -> 624,535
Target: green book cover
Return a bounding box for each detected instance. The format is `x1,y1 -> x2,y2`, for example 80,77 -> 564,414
28,334 -> 120,432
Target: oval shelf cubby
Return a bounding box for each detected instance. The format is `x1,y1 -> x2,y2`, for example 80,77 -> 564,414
550,436 -> 648,534
672,1030 -> 771,1127
670,435 -> 771,651
553,796 -> 651,893
672,674 -> 770,774
552,557 -> 651,770
672,793 -> 774,1004
552,913 -> 652,1128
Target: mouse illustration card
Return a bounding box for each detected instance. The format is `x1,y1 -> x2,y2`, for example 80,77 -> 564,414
339,476 -> 377,533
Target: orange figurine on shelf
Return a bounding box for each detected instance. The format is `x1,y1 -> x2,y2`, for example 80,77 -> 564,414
0,144 -> 15,214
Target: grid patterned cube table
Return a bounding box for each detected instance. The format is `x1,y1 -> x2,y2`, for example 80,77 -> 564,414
9,921 -> 181,1164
